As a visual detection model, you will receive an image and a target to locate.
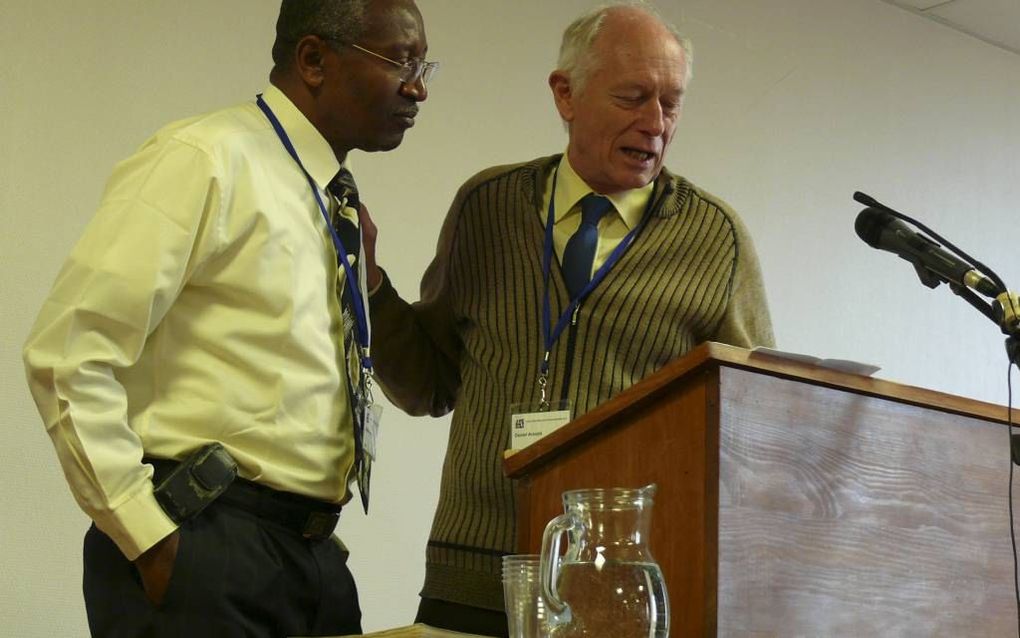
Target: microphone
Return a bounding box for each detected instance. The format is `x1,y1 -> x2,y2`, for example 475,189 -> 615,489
855,207 -> 1001,298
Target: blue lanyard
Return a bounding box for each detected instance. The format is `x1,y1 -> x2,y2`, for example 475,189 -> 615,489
540,165 -> 655,379
256,95 -> 373,372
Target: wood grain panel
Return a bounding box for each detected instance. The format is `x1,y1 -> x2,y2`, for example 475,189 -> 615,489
717,367 -> 1017,636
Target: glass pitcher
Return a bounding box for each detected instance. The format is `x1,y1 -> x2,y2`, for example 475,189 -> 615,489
539,484 -> 669,638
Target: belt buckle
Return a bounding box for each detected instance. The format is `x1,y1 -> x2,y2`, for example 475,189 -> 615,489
302,511 -> 339,540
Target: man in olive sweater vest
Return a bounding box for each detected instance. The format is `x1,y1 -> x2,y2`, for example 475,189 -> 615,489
361,2 -> 774,635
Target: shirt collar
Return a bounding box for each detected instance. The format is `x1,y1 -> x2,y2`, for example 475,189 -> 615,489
553,153 -> 653,230
260,84 -> 340,192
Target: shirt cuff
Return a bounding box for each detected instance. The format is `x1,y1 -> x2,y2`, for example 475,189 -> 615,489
92,484 -> 178,561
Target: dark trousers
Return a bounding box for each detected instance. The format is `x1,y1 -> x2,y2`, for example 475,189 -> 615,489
83,503 -> 361,637
415,597 -> 508,637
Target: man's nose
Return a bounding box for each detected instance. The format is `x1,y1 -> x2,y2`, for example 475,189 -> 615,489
636,100 -> 666,136
400,77 -> 428,102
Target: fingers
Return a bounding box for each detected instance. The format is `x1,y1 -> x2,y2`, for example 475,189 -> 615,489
358,203 -> 378,242
134,530 -> 180,606
358,203 -> 383,290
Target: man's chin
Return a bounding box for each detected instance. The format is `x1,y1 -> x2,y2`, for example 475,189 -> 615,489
358,132 -> 406,153
632,166 -> 662,188
610,172 -> 657,193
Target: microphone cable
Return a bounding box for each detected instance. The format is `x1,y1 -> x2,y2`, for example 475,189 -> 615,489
1009,362 -> 1019,637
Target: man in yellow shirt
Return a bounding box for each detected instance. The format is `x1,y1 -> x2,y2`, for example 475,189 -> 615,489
22,1 -> 435,635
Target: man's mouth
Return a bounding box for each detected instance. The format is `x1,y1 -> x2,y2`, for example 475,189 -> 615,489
622,148 -> 656,162
395,109 -> 418,127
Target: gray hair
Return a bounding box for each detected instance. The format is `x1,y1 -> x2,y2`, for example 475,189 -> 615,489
556,1 -> 693,92
272,0 -> 371,68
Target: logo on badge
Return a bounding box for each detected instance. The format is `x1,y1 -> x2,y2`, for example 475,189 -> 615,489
514,418 -> 525,430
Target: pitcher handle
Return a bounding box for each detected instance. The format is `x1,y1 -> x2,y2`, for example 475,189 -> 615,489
540,512 -> 574,617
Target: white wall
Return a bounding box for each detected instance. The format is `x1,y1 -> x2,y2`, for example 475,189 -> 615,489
2,0 -> 1018,634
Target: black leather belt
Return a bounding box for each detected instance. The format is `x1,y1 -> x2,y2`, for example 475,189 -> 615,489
147,457 -> 341,541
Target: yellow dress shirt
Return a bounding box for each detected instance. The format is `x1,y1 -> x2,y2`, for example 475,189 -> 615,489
542,153 -> 654,275
22,85 -> 357,560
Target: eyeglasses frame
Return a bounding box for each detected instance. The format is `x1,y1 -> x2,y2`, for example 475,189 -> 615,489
346,42 -> 439,87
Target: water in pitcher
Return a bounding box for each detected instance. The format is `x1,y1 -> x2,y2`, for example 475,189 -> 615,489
550,560 -> 668,638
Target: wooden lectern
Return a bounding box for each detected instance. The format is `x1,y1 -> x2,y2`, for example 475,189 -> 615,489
503,342 -> 1019,636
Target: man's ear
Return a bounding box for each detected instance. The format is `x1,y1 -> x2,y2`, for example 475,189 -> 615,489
293,35 -> 331,89
549,70 -> 575,123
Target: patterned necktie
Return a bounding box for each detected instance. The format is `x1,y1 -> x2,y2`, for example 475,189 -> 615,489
329,168 -> 361,259
327,168 -> 371,507
327,168 -> 361,350
561,193 -> 614,299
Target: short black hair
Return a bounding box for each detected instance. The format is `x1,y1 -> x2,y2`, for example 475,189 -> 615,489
272,0 -> 371,68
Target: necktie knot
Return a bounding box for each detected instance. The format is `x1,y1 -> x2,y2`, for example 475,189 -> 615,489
579,193 -> 613,227
329,167 -> 360,211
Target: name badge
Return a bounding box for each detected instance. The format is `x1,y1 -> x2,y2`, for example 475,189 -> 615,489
363,402 -> 382,462
509,401 -> 572,450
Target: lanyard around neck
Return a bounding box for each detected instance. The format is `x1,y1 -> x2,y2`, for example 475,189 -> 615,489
540,163 -> 656,382
256,94 -> 373,372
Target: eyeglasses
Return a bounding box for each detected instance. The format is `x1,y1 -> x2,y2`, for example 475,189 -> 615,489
348,43 -> 439,87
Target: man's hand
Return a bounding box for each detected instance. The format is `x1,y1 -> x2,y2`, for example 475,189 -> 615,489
134,530 -> 180,606
359,203 -> 382,290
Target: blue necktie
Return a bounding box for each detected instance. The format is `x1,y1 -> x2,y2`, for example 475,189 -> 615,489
561,193 -> 614,299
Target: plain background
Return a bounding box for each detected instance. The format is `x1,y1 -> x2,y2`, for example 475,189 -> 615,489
2,0 -> 1019,634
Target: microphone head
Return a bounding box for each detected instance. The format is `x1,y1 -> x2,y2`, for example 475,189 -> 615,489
853,191 -> 880,207
854,207 -> 891,248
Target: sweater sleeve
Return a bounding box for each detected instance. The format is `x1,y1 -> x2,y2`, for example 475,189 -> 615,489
368,184 -> 468,417
713,206 -> 776,349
